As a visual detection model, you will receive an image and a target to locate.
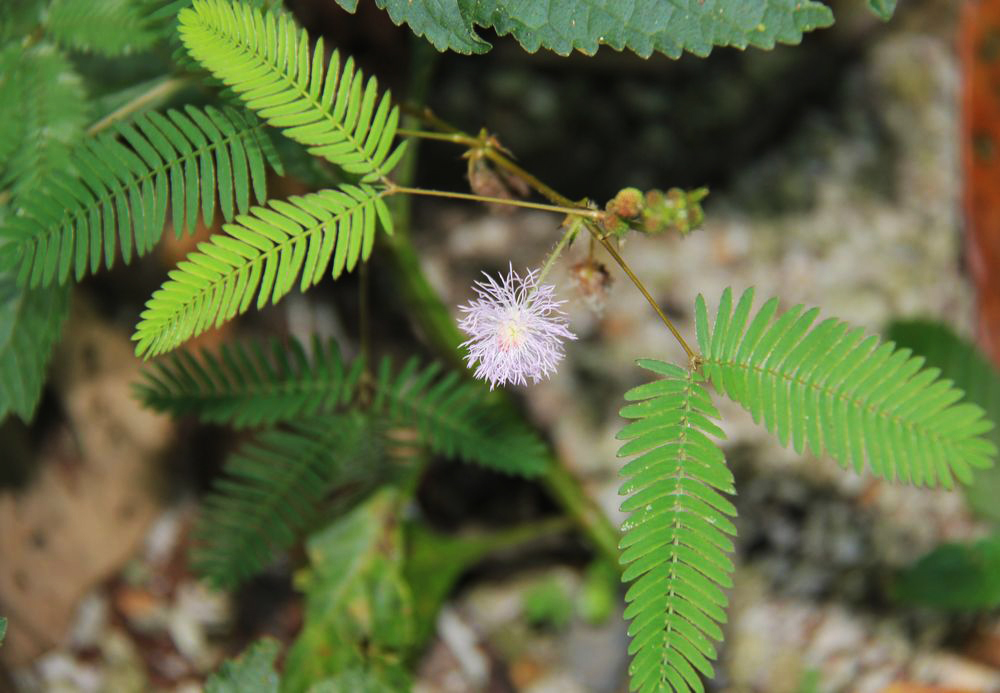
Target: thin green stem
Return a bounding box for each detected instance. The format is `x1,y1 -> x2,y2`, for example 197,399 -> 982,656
482,148 -> 584,209
585,221 -> 696,361
86,76 -> 190,136
385,184 -> 601,219
396,128 -> 479,146
400,103 -> 465,135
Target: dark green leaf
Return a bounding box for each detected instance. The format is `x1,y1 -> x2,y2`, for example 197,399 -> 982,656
0,275 -> 69,421
192,413 -> 386,587
335,0 -> 488,54
894,534 -> 1000,610
867,0 -> 897,21
205,638 -> 281,693
339,0 -> 835,58
283,491 -> 413,692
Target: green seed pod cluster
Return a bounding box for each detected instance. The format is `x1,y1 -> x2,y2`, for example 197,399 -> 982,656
600,186 -> 709,238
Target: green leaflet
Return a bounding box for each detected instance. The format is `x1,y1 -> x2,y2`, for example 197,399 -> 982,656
46,0 -> 158,56
132,184 -> 391,358
192,413 -> 384,587
134,338 -> 549,477
338,0 -> 834,59
0,42 -> 88,197
0,41 -> 83,423
617,360 -> 735,693
887,320 -> 1000,522
696,288 -> 998,488
135,336 -> 363,428
178,0 -> 406,182
3,106 -> 281,288
373,356 -> 549,477
205,638 -> 282,693
282,490 -> 413,693
0,616 -> 6,646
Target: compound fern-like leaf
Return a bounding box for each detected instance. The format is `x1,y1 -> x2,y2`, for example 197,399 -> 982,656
136,336 -> 363,427
178,0 -> 406,182
135,338 -> 548,476
696,287 -> 997,487
0,42 -> 88,196
617,359 -> 735,693
193,413 -> 382,587
2,106 -> 280,288
888,319 -> 1000,523
0,275 -> 69,420
373,356 -> 548,476
132,184 -> 391,358
47,0 -> 158,56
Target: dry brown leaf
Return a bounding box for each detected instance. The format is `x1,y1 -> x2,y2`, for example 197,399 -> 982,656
0,297 -> 173,665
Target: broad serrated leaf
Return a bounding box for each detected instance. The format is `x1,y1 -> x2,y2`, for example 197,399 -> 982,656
205,638 -> 281,693
335,0 -> 488,54
343,0 -> 835,59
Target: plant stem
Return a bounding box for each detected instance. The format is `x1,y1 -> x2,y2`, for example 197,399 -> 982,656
396,128 -> 479,147
536,219 -> 580,286
482,148 -> 584,209
385,184 -> 602,219
585,222 -> 696,361
86,76 -> 190,136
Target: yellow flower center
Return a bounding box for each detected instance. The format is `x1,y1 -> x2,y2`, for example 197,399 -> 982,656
497,313 -> 527,352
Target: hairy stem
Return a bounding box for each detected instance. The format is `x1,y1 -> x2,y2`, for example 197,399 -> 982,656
396,128 -> 479,147
385,184 -> 602,219
86,76 -> 190,136
585,221 -> 696,361
536,219 -> 581,286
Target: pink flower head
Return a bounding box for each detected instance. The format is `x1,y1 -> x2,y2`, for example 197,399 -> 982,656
458,264 -> 576,389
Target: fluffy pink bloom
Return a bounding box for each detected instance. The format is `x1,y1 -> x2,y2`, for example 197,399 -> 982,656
458,264 -> 576,389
